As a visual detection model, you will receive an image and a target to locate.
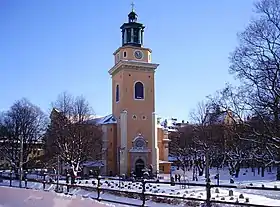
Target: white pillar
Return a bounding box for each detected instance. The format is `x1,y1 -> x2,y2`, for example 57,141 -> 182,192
120,110 -> 128,175
152,112 -> 159,173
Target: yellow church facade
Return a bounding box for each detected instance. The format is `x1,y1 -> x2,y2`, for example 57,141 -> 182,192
91,7 -> 171,177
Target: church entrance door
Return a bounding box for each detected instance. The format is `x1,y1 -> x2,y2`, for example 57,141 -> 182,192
135,159 -> 145,177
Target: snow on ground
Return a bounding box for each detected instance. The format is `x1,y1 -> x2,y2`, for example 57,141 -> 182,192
0,186 -> 114,207
1,167 -> 280,206
0,180 -> 179,207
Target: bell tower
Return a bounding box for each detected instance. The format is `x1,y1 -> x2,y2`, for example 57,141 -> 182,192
109,3 -> 159,176
121,2 -> 144,47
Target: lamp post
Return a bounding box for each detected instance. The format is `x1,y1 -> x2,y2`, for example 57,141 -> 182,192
56,155 -> 60,191
205,150 -> 211,207
19,134 -> 23,188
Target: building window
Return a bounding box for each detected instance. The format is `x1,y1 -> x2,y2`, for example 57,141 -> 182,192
116,84 -> 120,102
142,115 -> 146,120
134,81 -> 144,100
132,115 -> 137,120
123,51 -> 127,58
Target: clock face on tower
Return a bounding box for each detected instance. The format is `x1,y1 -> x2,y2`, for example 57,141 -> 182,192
134,50 -> 143,59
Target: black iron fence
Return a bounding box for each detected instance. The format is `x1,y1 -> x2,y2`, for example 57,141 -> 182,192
0,172 -> 280,207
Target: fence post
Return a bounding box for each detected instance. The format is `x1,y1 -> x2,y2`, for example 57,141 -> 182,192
66,173 -> 70,194
97,176 -> 101,201
141,179 -> 146,207
24,171 -> 28,188
206,181 -> 211,207
9,168 -> 12,187
43,172 -> 46,190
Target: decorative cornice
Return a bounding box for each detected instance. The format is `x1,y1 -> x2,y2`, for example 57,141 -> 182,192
108,60 -> 159,76
129,148 -> 151,153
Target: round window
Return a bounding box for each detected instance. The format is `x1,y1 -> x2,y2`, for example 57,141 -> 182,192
136,139 -> 144,148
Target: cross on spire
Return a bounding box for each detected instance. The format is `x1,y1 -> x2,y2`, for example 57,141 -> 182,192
131,1 -> 135,11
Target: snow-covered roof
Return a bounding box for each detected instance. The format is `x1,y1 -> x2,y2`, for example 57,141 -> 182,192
159,118 -> 186,132
168,156 -> 178,162
159,160 -> 173,164
204,110 -> 238,125
82,160 -> 104,167
86,114 -> 117,125
51,107 -> 117,125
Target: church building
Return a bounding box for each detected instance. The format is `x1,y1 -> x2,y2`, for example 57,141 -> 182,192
50,6 -> 172,177
91,6 -> 172,177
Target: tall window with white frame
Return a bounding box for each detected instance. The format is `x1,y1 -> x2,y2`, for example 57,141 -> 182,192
116,84 -> 120,102
134,81 -> 144,100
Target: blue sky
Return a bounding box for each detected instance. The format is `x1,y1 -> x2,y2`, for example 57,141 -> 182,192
0,0 -> 255,121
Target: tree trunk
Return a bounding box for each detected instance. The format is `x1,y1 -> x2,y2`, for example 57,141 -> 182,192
276,167 -> 280,181
235,164 -> 241,178
198,165 -> 204,176
261,166 -> 265,177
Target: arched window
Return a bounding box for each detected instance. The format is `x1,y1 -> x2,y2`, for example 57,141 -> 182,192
116,84 -> 120,102
134,81 -> 144,100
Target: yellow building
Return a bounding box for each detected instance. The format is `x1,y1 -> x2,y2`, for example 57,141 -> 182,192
0,142 -> 44,170
90,7 -> 171,176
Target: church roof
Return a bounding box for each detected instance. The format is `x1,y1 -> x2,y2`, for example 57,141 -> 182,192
159,118 -> 186,132
86,114 -> 117,125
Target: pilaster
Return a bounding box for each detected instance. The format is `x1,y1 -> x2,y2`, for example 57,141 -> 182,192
152,112 -> 159,173
119,110 -> 128,175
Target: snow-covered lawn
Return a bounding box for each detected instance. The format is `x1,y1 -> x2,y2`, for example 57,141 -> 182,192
0,186 -> 114,207
1,168 -> 280,206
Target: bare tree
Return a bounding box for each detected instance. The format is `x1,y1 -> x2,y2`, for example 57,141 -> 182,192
206,88 -> 254,178
46,92 -> 103,178
0,98 -> 47,171
212,0 -> 280,179
184,101 -> 230,179
211,85 -> 279,178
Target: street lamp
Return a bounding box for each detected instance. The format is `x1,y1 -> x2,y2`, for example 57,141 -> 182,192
56,155 -> 60,191
19,134 -> 23,188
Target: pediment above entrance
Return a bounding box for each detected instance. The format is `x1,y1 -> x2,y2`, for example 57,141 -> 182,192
129,133 -> 150,153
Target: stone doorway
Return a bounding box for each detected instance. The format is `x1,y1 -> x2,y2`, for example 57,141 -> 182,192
135,159 -> 145,177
